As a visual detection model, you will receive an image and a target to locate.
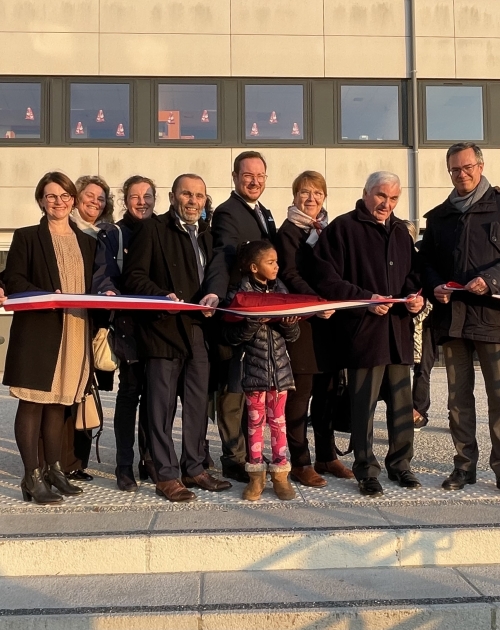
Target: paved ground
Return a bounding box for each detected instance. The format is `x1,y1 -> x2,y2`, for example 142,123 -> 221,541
0,366 -> 499,512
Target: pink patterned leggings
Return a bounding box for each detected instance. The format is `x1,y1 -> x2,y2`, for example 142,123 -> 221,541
244,389 -> 288,465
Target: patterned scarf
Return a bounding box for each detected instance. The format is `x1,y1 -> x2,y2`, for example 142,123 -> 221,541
287,205 -> 328,247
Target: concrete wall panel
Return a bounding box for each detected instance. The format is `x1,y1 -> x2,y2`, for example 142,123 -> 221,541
0,0 -> 99,32
99,34 -> 231,76
239,148 -> 326,189
419,149 -> 453,189
325,148 -> 410,189
414,0 -> 454,38
231,0 -> 324,36
415,37 -> 456,78
324,0 -> 405,37
325,36 -> 407,78
454,0 -> 500,39
455,38 -> 500,80
100,0 -> 230,34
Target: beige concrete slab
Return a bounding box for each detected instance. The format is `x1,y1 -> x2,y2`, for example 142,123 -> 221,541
454,0 -> 500,39
99,34 -> 231,76
415,37 -> 456,79
324,0 -> 405,37
0,0 -> 99,32
456,37 -> 500,79
325,36 -> 407,78
414,0 -> 455,38
231,35 -> 325,77
0,188 -> 42,229
0,614 -> 198,630
0,33 -> 99,75
100,0 -> 230,34
325,148 -> 410,188
231,0 -> 324,36
418,149 -> 452,188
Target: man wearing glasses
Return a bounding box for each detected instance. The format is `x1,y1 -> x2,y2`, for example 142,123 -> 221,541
203,151 -> 277,483
419,142 -> 500,491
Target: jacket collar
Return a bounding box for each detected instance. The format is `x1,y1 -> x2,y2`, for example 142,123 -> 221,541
354,199 -> 402,232
159,207 -> 210,234
230,190 -> 267,212
240,274 -> 277,293
424,185 -> 496,219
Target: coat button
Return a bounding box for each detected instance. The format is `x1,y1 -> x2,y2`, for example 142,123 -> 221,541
493,280 -> 498,285
493,237 -> 497,241
389,261 -> 394,266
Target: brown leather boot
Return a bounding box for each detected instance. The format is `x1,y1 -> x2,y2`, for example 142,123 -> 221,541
156,479 -> 196,502
315,459 -> 354,479
291,465 -> 327,487
242,463 -> 267,501
269,463 -> 296,501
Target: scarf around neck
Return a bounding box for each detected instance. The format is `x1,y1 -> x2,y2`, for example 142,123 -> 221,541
70,208 -> 102,239
287,205 -> 328,247
449,175 -> 490,213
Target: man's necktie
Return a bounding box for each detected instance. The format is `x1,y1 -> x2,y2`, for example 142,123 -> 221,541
185,224 -> 204,285
255,205 -> 268,234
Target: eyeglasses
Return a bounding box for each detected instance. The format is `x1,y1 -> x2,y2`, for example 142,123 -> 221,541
240,173 -> 268,183
299,189 -> 324,199
44,193 -> 72,203
178,191 -> 206,201
448,163 -> 479,176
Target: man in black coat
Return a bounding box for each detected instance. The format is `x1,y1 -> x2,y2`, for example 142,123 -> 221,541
419,142 -> 500,491
122,174 -> 231,502
314,171 -> 424,497
202,151 -> 277,482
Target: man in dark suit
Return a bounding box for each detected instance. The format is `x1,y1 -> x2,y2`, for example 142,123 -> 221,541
123,174 -> 232,502
202,151 -> 277,482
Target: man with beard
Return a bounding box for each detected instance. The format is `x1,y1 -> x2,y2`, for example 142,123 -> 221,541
123,174 -> 232,502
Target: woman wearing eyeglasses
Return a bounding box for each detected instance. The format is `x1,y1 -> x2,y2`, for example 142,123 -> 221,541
275,171 -> 354,488
92,175 -> 159,491
2,172 -> 96,503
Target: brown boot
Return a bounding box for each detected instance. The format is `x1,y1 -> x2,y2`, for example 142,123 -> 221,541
291,465 -> 327,487
315,459 -> 354,479
156,479 -> 196,502
269,463 -> 296,501
242,463 -> 267,501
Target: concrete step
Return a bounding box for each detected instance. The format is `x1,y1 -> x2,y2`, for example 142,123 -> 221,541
0,567 -> 499,629
2,503 -> 500,577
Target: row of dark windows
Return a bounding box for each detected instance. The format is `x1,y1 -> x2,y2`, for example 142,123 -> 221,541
0,77 -> 496,147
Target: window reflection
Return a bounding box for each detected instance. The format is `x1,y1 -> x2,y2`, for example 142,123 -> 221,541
245,85 -> 304,140
426,86 -> 483,141
158,84 -> 217,140
70,83 -> 130,140
0,83 -> 41,140
341,85 -> 399,141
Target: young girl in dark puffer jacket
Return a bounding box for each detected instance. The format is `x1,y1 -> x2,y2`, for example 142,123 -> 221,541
222,241 -> 300,501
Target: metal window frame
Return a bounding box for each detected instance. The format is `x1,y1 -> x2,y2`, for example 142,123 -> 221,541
419,80 -> 488,146
153,78 -> 222,146
64,77 -> 135,146
336,79 -> 406,147
0,78 -> 47,146
240,79 -> 310,146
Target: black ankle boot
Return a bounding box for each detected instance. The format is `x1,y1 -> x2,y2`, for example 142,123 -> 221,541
45,462 -> 83,495
138,459 -> 158,483
21,468 -> 63,504
115,465 -> 138,492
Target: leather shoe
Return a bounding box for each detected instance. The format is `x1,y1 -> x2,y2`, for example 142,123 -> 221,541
66,469 -> 93,481
222,462 -> 250,483
115,466 -> 138,492
182,471 -> 232,492
315,460 -> 354,479
388,470 -> 422,488
156,479 -> 196,502
290,465 -> 327,487
442,469 -> 476,490
358,477 -> 384,497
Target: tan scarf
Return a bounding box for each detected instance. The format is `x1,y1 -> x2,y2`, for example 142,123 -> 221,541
287,205 -> 328,247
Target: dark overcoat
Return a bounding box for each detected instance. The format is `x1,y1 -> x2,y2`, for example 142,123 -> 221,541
3,216 -> 96,391
203,191 -> 277,299
122,209 -> 212,360
419,186 -> 500,344
275,218 -> 333,373
313,200 -> 420,369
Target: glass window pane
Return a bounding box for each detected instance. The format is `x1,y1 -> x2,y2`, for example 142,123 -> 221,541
158,84 -> 217,140
70,83 -> 130,140
0,83 -> 41,140
426,86 -> 483,141
245,85 -> 304,140
341,85 -> 399,141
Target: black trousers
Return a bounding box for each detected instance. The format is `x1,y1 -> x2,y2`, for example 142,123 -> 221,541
443,339 -> 500,476
348,364 -> 414,480
216,360 -> 247,467
412,325 -> 437,418
146,325 -> 209,481
285,373 -> 337,467
113,360 -> 150,467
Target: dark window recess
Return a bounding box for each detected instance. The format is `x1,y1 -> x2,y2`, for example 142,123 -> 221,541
158,84 -> 217,141
341,85 -> 399,141
244,84 -> 304,140
425,85 -> 484,141
70,83 -> 130,140
0,83 -> 41,140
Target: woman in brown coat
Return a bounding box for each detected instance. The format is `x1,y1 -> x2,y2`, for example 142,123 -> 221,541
3,172 -> 96,504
